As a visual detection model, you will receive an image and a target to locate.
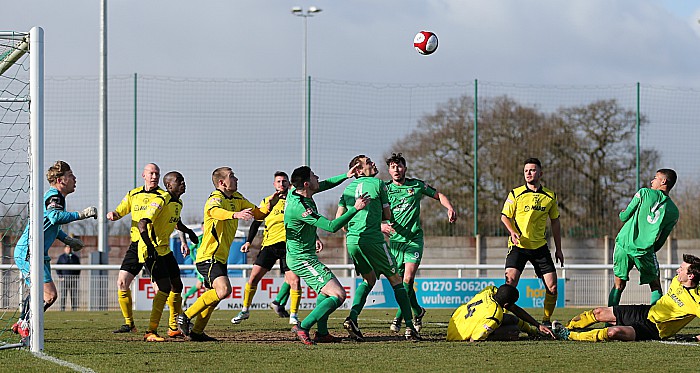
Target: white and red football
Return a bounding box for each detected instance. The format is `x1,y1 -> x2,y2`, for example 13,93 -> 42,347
414,31 -> 438,55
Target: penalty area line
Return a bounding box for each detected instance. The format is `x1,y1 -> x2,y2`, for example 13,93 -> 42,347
656,340 -> 699,347
33,352 -> 96,373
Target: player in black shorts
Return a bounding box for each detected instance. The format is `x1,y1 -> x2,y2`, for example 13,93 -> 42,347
107,163 -> 168,333
232,172 -> 317,326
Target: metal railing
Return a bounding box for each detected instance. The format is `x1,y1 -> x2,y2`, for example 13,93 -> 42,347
0,263 -> 679,308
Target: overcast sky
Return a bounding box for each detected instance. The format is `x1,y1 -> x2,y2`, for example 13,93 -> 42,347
7,0 -> 700,85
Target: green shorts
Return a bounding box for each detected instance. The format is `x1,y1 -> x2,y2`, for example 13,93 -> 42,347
286,254 -> 335,293
347,240 -> 398,278
390,239 -> 423,276
613,244 -> 659,284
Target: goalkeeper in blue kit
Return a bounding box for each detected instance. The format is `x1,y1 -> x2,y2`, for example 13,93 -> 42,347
12,161 -> 97,337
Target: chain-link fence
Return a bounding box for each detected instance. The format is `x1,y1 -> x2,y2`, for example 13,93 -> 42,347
43,76 -> 700,239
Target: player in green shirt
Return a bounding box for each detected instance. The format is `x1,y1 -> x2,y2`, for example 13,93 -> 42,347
382,153 -> 457,333
609,168 -> 679,306
337,155 -> 423,341
284,165 -> 369,345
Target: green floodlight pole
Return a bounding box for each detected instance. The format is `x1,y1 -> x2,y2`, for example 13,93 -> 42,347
636,82 -> 641,189
473,79 -> 479,236
133,72 -> 137,188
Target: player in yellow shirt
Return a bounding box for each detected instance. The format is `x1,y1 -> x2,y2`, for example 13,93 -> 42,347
501,157 -> 563,326
137,171 -> 198,342
177,167 -> 279,341
107,163 -> 169,333
232,171 -> 315,326
553,254 -> 700,342
447,284 -> 554,341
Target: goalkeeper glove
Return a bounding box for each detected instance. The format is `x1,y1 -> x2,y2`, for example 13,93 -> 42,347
63,236 -> 84,251
78,206 -> 98,220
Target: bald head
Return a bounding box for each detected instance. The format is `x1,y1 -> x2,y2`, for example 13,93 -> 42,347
142,163 -> 160,190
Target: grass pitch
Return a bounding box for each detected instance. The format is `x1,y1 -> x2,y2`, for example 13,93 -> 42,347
2,308 -> 699,372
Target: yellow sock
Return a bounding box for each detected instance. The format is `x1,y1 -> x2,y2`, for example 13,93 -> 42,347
543,292 -> 557,321
168,291 -> 183,330
517,318 -> 538,335
569,328 -> 610,342
290,289 -> 302,315
243,284 -> 257,310
192,303 -> 217,334
118,289 -> 134,326
148,291 -> 168,333
567,309 -> 597,329
185,289 -> 221,319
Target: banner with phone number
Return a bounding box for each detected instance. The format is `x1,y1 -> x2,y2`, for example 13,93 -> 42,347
359,278 -> 565,309
134,277 -> 564,310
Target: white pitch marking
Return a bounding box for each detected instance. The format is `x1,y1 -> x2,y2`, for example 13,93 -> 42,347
33,352 -> 96,373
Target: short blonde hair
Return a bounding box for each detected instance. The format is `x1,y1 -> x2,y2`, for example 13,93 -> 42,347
212,167 -> 232,187
46,161 -> 71,184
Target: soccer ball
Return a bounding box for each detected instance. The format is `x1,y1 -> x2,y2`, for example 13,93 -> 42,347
414,31 -> 438,55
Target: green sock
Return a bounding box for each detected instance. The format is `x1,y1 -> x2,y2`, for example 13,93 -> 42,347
349,281 -> 371,322
275,282 -> 291,306
315,293 -> 330,335
651,290 -> 663,305
608,288 -> 622,307
183,285 -> 199,300
395,282 -> 416,320
393,283 -> 414,329
300,295 -> 342,331
407,282 -> 421,315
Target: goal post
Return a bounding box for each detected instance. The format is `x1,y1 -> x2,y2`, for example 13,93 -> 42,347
0,27 -> 44,352
29,26 -> 45,354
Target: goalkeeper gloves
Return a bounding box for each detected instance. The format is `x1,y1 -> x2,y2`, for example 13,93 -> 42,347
78,206 -> 98,220
63,236 -> 84,251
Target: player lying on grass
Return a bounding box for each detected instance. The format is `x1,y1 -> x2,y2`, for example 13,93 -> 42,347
447,284 -> 555,341
553,253 -> 700,342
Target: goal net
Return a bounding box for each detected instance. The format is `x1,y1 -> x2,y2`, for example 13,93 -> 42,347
0,28 -> 43,351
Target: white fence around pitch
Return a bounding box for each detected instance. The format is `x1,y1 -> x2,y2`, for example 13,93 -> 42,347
0,263 -> 680,310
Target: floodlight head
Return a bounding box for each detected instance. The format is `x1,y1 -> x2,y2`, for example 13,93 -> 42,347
308,6 -> 322,13
291,6 -> 302,14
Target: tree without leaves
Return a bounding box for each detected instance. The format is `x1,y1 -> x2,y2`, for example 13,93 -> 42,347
387,95 -> 660,238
